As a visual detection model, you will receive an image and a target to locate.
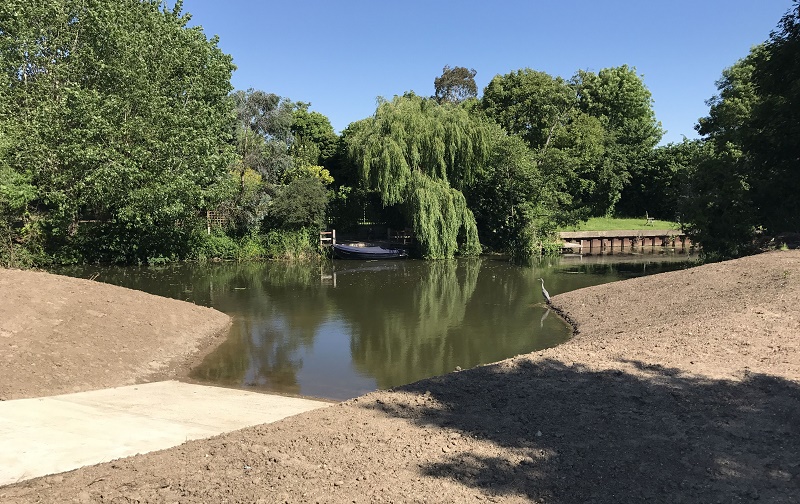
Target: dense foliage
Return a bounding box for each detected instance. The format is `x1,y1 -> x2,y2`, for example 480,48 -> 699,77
684,1 -> 800,259
290,103 -> 338,169
1,0 -> 236,264
617,140 -> 700,222
343,94 -> 487,259
482,66 -> 662,218
3,1 -> 795,266
225,88 -> 293,236
434,66 -> 478,104
465,124 -> 570,261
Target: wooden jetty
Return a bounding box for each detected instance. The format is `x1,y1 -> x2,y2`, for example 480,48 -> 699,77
320,229 -> 336,248
559,229 -> 693,253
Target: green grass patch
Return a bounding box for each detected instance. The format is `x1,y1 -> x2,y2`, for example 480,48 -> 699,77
560,216 -> 680,232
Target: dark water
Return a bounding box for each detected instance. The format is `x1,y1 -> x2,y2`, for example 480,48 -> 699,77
56,252 -> 696,400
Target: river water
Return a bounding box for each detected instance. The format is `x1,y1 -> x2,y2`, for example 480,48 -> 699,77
57,252 -> 696,400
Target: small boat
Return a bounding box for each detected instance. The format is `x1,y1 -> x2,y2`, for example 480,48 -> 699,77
331,243 -> 408,260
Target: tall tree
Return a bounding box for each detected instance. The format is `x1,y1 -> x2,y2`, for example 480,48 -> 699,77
744,4 -> 800,234
231,89 -> 294,185
481,69 -> 576,149
684,142 -> 755,259
466,124 -> 569,261
434,65 -> 478,104
481,69 -> 606,217
344,94 -> 489,258
290,103 -> 338,167
482,66 -> 662,217
686,2 -> 800,258
617,140 -> 700,221
572,66 -> 663,215
695,47 -> 764,146
0,123 -> 40,266
480,69 -> 597,218
0,0 -> 236,263
574,66 -> 662,153
539,110 -> 609,219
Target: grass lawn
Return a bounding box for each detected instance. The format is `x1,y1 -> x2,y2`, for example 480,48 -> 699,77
560,216 -> 680,232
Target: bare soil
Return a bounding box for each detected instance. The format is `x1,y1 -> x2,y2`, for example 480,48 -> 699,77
0,269 -> 231,400
2,251 -> 799,503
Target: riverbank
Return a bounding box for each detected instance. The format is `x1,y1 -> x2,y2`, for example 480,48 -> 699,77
2,251 -> 799,503
0,269 -> 231,400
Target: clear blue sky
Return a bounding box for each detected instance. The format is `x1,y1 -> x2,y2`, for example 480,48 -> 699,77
185,0 -> 794,145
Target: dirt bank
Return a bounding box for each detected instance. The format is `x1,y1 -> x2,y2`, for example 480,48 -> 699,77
0,269 -> 231,400
2,251 -> 799,503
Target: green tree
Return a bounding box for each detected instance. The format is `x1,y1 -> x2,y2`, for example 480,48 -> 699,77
226,89 -> 295,235
344,94 -> 489,258
742,5 -> 800,234
618,140 -> 700,221
686,2 -> 800,258
466,124 -> 570,261
684,143 -> 755,259
231,89 -> 294,185
0,126 -> 41,266
481,69 -> 606,217
290,103 -> 338,168
696,46 -> 764,150
684,50 -> 763,258
482,66 -> 662,217
539,110 -> 608,219
268,176 -> 329,230
434,65 -> 478,104
573,66 -> 663,215
574,66 -> 662,154
0,0 -> 236,263
481,69 -> 576,150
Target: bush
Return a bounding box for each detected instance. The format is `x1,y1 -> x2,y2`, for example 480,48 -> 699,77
236,234 -> 268,261
194,231 -> 239,261
263,228 -> 318,261
267,177 -> 329,230
188,228 -> 320,262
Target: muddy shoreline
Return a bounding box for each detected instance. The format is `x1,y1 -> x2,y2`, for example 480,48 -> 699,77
2,251 -> 799,503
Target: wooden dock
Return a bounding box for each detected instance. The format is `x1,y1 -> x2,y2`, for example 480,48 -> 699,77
559,230 -> 693,253
320,230 -> 336,248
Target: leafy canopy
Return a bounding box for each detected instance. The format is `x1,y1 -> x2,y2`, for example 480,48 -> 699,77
0,0 -> 236,263
481,66 -> 662,217
344,94 -> 489,258
290,102 -> 338,168
686,1 -> 800,258
434,65 -> 478,104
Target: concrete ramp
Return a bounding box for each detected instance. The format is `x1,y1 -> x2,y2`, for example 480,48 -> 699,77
0,381 -> 331,486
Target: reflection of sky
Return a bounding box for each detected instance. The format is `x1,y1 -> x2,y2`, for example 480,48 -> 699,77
294,317 -> 377,400
242,314 -> 287,387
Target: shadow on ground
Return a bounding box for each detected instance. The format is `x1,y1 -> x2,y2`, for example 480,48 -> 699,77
362,359 -> 799,503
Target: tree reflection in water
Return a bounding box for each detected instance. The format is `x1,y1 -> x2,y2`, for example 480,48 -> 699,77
56,255 -> 694,399
191,262 -> 331,394
340,260 -> 480,388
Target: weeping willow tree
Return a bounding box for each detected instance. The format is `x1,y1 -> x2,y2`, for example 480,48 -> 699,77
345,94 -> 489,258
408,172 -> 481,258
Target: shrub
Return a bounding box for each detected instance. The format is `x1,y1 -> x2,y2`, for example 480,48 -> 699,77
263,228 -> 318,261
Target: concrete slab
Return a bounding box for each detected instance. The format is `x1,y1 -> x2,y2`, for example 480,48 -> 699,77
0,381 -> 331,486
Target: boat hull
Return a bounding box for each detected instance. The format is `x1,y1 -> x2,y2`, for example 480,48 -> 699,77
331,244 -> 408,260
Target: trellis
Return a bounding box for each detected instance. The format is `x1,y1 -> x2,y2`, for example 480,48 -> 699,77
206,210 -> 229,234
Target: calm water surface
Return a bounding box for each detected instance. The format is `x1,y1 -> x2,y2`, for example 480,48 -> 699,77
57,252 -> 696,400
